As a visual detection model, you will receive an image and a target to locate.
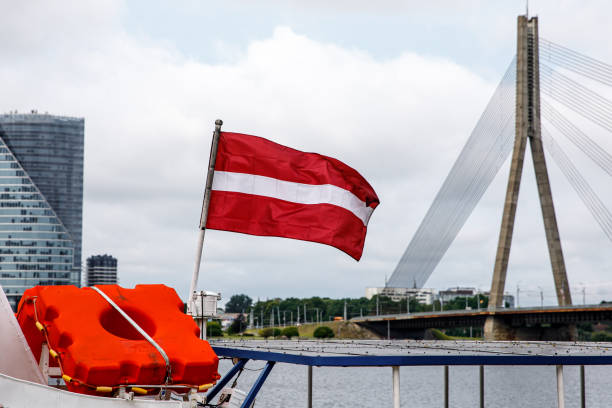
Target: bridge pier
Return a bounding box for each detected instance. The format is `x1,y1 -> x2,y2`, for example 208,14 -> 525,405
484,316 -> 577,341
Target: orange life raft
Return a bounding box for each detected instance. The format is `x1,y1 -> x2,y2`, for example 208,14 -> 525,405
17,284 -> 219,395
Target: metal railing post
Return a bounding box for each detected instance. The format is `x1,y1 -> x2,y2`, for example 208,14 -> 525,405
479,365 -> 484,408
307,365 -> 313,408
444,365 -> 449,408
556,365 -> 565,408
580,365 -> 585,408
392,366 -> 400,408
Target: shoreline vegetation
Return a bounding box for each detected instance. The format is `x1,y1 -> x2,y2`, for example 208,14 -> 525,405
214,294 -> 612,341
208,320 -> 382,340
207,321 -> 479,341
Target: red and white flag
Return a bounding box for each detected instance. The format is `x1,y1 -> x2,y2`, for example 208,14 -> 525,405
206,132 -> 379,260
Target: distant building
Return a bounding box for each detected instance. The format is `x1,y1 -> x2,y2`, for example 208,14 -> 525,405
365,287 -> 435,305
439,287 -> 515,308
0,111 -> 84,310
482,291 -> 515,308
366,286 -> 515,309
438,287 -> 478,303
217,313 -> 241,330
86,255 -> 118,286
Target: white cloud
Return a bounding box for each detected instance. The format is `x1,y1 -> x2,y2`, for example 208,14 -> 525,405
2,0 -> 612,307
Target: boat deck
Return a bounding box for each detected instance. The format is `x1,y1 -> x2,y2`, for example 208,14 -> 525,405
207,340 -> 612,407
210,339 -> 612,366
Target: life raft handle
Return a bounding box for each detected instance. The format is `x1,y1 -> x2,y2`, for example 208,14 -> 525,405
91,286 -> 172,384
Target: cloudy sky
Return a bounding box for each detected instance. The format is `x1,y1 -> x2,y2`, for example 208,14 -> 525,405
2,0 -> 612,307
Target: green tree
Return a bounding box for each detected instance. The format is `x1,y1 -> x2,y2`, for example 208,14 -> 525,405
258,327 -> 282,338
206,321 -> 222,337
313,326 -> 334,338
259,328 -> 274,338
245,294 -> 497,326
227,314 -> 247,334
282,326 -> 299,339
225,294 -> 253,313
591,331 -> 612,342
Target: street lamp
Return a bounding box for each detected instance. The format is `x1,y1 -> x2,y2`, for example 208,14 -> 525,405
538,286 -> 544,308
579,282 -> 586,305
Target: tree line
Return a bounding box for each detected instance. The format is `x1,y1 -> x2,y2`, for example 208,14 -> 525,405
224,293 -> 490,326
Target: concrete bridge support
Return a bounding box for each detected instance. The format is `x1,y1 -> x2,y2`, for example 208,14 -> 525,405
486,15 -> 573,339
484,316 -> 577,341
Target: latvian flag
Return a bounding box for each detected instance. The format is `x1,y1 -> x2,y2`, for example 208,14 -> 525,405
206,132 -> 380,260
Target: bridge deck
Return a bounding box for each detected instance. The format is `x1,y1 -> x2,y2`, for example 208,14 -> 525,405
351,304 -> 612,323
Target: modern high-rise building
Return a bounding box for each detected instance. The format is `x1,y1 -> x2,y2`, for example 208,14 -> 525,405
86,254 -> 118,286
0,111 -> 84,310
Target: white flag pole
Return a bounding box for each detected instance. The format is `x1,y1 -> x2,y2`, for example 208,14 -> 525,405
188,119 -> 223,305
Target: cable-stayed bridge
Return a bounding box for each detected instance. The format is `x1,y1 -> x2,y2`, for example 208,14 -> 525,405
376,15 -> 612,340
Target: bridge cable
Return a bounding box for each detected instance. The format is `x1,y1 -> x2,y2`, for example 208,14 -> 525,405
407,75 -> 516,286
540,38 -> 612,74
541,128 -> 612,242
541,100 -> 612,177
540,38 -> 612,87
387,58 -> 516,288
391,86 -> 515,288
540,64 -> 612,133
540,65 -> 612,122
413,112 -> 516,288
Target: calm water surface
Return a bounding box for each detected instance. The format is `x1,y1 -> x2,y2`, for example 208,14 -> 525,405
216,359 -> 612,407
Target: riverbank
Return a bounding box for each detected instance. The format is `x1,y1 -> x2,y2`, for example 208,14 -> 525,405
213,323 -> 485,340
212,321 -> 382,340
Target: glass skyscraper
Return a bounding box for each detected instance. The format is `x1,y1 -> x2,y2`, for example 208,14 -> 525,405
0,112 -> 84,310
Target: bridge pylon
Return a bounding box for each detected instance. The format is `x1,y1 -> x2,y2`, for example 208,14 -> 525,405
485,15 -> 574,340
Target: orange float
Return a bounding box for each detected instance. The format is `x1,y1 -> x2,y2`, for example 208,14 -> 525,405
16,284 -> 219,395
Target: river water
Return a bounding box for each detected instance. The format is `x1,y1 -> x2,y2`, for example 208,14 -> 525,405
217,359 -> 612,407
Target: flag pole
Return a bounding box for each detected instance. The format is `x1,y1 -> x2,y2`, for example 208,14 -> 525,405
188,119 -> 223,305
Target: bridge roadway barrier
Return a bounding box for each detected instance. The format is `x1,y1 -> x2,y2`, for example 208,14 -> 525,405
351,304 -> 612,340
